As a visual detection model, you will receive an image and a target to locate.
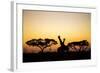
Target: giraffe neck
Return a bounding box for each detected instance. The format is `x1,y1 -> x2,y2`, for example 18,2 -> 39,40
58,36 -> 64,46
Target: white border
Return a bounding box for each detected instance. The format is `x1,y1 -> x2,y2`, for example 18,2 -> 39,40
11,2 -> 97,71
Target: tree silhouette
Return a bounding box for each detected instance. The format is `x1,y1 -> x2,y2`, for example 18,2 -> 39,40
26,38 -> 57,53
67,40 -> 89,51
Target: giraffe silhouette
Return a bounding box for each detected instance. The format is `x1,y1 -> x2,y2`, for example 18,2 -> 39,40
57,35 -> 69,55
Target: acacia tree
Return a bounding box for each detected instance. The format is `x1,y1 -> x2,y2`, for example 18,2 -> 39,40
26,38 -> 57,53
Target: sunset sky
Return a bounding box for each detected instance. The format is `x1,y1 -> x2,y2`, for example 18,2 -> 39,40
23,10 -> 91,53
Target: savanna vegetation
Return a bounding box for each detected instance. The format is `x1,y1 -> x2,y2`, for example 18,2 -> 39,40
23,35 -> 91,62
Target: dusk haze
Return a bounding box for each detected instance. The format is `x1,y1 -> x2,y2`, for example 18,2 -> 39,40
23,10 -> 91,62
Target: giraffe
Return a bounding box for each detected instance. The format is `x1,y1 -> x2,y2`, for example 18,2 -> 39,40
57,35 -> 69,54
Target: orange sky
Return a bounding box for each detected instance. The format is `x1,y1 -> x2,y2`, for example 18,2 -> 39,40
23,10 -> 91,53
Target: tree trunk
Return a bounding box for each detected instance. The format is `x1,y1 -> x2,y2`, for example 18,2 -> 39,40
41,48 -> 44,53
38,46 -> 44,53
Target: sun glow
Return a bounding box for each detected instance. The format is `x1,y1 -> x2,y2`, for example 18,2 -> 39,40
23,10 -> 91,53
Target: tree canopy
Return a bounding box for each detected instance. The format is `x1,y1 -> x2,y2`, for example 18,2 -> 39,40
26,38 -> 57,52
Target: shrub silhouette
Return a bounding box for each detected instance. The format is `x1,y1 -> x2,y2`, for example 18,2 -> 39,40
26,38 -> 57,53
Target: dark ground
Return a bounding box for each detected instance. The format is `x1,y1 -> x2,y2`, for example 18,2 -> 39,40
23,51 -> 91,63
